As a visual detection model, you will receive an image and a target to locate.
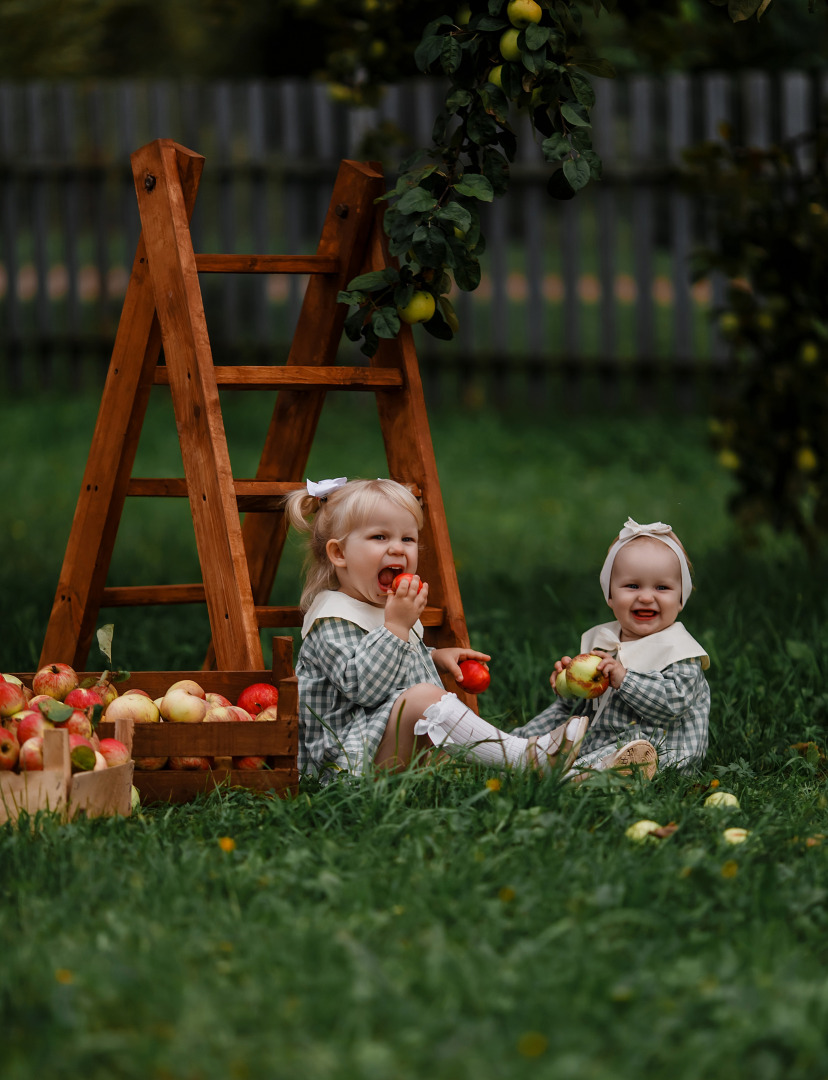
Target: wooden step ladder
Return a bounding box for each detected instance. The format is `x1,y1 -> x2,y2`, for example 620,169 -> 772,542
40,139 -> 472,691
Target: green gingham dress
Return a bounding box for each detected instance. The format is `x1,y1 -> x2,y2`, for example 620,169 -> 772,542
512,621 -> 711,773
295,590 -> 444,778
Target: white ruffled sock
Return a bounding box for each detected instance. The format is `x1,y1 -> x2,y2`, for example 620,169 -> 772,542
414,693 -> 586,771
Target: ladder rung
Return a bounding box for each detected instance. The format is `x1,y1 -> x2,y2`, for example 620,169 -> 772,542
102,585 -> 205,606
255,606 -> 446,629
127,479 -> 303,510
99,591 -> 445,629
194,254 -> 339,274
152,366 -> 404,391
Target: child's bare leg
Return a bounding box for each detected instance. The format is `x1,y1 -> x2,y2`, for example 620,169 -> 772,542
374,684 -> 447,770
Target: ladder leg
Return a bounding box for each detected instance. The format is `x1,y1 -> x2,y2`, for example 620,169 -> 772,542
132,140 -> 264,670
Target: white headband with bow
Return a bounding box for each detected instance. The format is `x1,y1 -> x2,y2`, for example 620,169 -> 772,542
306,477 -> 347,498
599,518 -> 692,607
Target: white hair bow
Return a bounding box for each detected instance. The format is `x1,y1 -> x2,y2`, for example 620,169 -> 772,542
306,477 -> 347,498
618,518 -> 673,540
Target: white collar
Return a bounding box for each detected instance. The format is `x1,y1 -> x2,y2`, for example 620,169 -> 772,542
580,620 -> 709,672
302,589 -> 424,645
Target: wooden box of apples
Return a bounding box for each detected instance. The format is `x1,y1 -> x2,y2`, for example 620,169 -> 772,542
0,670 -> 136,825
3,644 -> 299,808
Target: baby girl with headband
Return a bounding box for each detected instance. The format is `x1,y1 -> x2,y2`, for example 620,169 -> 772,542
284,477 -> 589,779
416,518 -> 710,779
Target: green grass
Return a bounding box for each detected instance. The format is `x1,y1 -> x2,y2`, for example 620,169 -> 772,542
3,391 -> 828,1079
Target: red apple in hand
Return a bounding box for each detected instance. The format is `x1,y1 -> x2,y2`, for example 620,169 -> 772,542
237,683 -> 279,717
565,653 -> 610,699
391,573 -> 424,594
458,659 -> 491,694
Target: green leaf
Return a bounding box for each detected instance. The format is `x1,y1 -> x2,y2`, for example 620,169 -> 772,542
570,55 -> 616,78
441,37 -> 463,74
422,306 -> 454,341
479,83 -> 509,125
569,72 -> 596,107
454,173 -> 495,201
360,325 -> 380,358
70,744 -> 97,773
560,101 -> 591,128
482,148 -> 510,197
414,32 -> 448,72
346,270 -> 394,292
371,307 -> 401,339
435,204 -> 472,232
467,108 -> 498,146
563,156 -> 591,192
37,699 -> 73,724
727,0 -> 767,20
396,187 -> 439,214
344,307 -> 367,342
412,224 -> 448,265
454,250 -> 482,291
473,14 -> 509,29
582,148 -> 603,179
542,133 -> 571,162
786,639 -> 816,665
394,283 -> 415,308
96,623 -> 114,667
446,87 -> 473,113
524,24 -> 552,49
522,48 -> 547,76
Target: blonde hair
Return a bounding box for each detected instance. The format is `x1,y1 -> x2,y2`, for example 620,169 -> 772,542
283,479 -> 424,610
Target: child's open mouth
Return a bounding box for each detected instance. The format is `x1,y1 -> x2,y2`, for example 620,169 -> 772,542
378,566 -> 404,592
633,610 -> 658,621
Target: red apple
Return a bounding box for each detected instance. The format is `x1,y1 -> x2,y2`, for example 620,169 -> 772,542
97,738 -> 131,768
19,735 -> 44,771
32,662 -> 78,701
0,726 -> 19,771
233,756 -> 268,770
94,680 -> 119,709
205,692 -> 232,708
458,659 -> 491,694
123,689 -> 151,698
391,572 -> 424,594
0,681 -> 28,718
168,756 -> 211,770
134,756 -> 168,771
64,687 -> 104,711
54,709 -> 93,739
565,653 -> 610,699
16,711 -> 54,746
236,683 -> 279,717
27,694 -> 54,710
204,704 -> 242,723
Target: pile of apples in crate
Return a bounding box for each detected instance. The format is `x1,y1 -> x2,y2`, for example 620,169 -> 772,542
0,665 -> 130,775
0,663 -> 279,775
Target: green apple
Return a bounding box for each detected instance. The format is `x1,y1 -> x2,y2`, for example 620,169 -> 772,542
397,291 -> 436,325
499,28 -> 521,62
507,0 -> 542,27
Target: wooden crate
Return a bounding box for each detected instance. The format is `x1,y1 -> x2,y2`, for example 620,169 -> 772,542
10,669 -> 299,805
0,722 -> 135,825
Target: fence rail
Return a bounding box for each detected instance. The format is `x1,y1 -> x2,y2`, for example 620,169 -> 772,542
1,72 -> 825,404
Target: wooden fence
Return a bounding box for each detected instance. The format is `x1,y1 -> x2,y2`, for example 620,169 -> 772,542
0,72 -> 825,405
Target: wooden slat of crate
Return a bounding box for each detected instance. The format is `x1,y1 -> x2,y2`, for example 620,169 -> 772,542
69,761 -> 135,819
134,768 -> 296,804
0,728 -> 71,824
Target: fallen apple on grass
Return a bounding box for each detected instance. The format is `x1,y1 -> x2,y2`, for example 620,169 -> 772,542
458,659 -> 491,694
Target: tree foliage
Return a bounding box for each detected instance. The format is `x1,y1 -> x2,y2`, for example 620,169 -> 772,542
686,126 -> 828,553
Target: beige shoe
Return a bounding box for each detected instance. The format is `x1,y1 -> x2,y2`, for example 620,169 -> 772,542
599,739 -> 658,780
526,716 -> 589,774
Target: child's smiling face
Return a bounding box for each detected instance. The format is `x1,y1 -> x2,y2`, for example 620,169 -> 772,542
607,537 -> 683,640
325,500 -> 420,608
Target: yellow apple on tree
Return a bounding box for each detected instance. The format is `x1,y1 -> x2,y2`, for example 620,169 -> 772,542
499,28 -> 522,62
397,291 -> 436,325
507,0 -> 542,28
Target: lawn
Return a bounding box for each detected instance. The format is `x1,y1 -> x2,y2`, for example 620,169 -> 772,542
3,390 -> 828,1079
